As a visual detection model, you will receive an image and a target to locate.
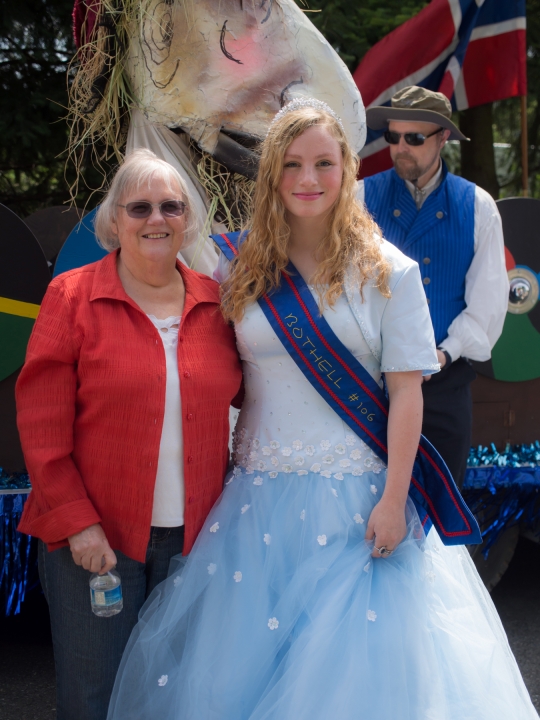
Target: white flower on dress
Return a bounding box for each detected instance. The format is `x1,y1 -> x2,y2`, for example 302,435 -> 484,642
310,463 -> 322,473
268,617 -> 279,630
241,455 -> 249,465
209,522 -> 219,533
269,471 -> 278,478
370,484 -> 378,495
173,575 -> 182,587
364,456 -> 374,468
249,450 -> 259,461
270,456 -> 279,467
339,459 -> 351,468
345,434 -> 357,446
253,438 -> 260,450
207,563 -> 217,575
350,448 -> 362,460
317,535 -> 327,546
241,504 -> 251,514
297,470 -> 308,476
353,513 -> 364,524
158,675 -> 168,687
352,467 -> 364,476
295,456 -> 305,466
333,472 -> 344,481
292,440 -> 303,451
335,444 -> 346,455
263,533 -> 271,545
320,440 -> 331,451
233,571 -> 242,582
367,610 -> 377,622
320,470 -> 332,478
233,467 -> 242,477
364,562 -> 371,572
372,463 -> 383,474
256,461 -> 267,471
426,571 -> 436,583
300,509 -> 306,520
331,488 -> 338,497
282,447 -> 292,457
262,446 -> 272,456
270,441 -> 280,450
305,445 -> 316,456
253,476 -> 263,486
245,466 -> 254,475
282,464 -> 293,473
322,454 -> 334,464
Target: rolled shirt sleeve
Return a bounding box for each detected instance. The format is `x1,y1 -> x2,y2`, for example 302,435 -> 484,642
16,280 -> 101,544
439,186 -> 509,363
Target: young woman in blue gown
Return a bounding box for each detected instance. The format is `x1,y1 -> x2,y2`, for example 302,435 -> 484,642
107,99 -> 539,720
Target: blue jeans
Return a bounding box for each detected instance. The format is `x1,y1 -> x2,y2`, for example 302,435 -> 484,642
38,526 -> 185,720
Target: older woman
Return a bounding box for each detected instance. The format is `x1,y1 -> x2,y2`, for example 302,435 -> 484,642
16,149 -> 243,720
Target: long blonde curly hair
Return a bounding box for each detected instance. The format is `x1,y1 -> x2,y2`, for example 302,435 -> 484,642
221,105 -> 391,323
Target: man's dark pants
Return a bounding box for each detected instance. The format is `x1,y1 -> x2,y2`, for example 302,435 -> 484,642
421,358 -> 476,490
38,525 -> 185,720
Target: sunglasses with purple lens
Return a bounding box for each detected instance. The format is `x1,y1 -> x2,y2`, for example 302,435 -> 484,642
118,200 -> 186,218
384,127 -> 443,147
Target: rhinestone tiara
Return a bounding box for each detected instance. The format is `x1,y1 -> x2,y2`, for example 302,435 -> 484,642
268,97 -> 345,134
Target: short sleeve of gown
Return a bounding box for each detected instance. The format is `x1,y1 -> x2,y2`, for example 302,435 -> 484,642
380,262 -> 440,376
213,251 -> 230,284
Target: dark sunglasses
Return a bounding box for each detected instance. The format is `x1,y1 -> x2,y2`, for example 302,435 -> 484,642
384,127 -> 443,147
117,200 -> 187,218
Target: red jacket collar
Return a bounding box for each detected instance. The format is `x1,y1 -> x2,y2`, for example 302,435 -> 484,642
89,250 -> 220,311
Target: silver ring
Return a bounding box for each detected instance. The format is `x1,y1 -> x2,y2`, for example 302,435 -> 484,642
374,545 -> 392,557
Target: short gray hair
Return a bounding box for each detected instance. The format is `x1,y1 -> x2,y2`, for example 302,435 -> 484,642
94,148 -> 198,252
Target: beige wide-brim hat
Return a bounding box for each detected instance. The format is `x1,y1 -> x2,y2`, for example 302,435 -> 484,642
366,86 -> 469,142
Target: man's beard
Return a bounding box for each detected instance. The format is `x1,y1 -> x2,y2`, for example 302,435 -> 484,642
393,154 -> 423,182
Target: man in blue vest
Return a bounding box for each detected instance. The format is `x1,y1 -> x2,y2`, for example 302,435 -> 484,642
358,86 -> 508,488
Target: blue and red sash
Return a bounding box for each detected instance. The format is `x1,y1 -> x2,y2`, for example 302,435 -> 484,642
213,232 -> 481,546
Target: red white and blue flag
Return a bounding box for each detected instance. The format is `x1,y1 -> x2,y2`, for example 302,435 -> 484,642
354,0 -> 527,177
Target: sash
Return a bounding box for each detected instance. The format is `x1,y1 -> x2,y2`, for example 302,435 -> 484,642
213,231 -> 481,546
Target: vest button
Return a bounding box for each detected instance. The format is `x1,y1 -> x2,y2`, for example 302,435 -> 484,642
423,257 -> 431,265
423,277 -> 431,285
436,211 -> 444,219
393,209 -> 401,217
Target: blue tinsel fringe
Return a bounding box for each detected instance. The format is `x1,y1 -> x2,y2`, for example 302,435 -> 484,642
464,444 -> 540,557
0,492 -> 34,615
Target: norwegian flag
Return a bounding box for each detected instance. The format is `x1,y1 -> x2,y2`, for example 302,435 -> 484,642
354,0 -> 527,178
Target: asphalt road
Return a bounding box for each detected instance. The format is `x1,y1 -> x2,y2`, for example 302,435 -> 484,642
1,537 -> 539,719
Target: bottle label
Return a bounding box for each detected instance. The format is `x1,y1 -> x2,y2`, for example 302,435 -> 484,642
91,585 -> 122,607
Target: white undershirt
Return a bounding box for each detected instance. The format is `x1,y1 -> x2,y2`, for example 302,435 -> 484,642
148,314 -> 185,527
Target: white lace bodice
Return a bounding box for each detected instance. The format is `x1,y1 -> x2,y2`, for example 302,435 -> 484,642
232,290 -> 385,479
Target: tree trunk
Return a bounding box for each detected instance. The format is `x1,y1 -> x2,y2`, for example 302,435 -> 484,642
459,103 -> 500,199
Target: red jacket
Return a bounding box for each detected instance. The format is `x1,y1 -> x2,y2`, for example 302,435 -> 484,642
17,251 -> 242,561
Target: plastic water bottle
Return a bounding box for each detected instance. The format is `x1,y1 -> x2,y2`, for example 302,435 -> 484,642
89,568 -> 123,617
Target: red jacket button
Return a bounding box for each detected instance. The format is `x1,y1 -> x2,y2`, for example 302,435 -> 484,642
187,413 -> 194,421
183,371 -> 191,378
187,456 -> 193,463
188,496 -> 195,504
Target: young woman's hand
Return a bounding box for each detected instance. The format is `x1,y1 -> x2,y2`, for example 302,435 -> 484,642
68,523 -> 117,574
365,496 -> 407,558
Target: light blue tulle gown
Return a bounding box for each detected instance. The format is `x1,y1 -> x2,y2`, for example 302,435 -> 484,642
108,286 -> 538,720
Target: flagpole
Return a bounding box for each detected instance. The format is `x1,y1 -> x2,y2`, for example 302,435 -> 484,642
521,95 -> 528,197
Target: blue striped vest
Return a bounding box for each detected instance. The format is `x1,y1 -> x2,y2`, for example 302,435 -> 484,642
364,164 -> 475,346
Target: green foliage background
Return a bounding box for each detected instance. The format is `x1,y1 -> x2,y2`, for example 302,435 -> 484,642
0,0 -> 538,217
